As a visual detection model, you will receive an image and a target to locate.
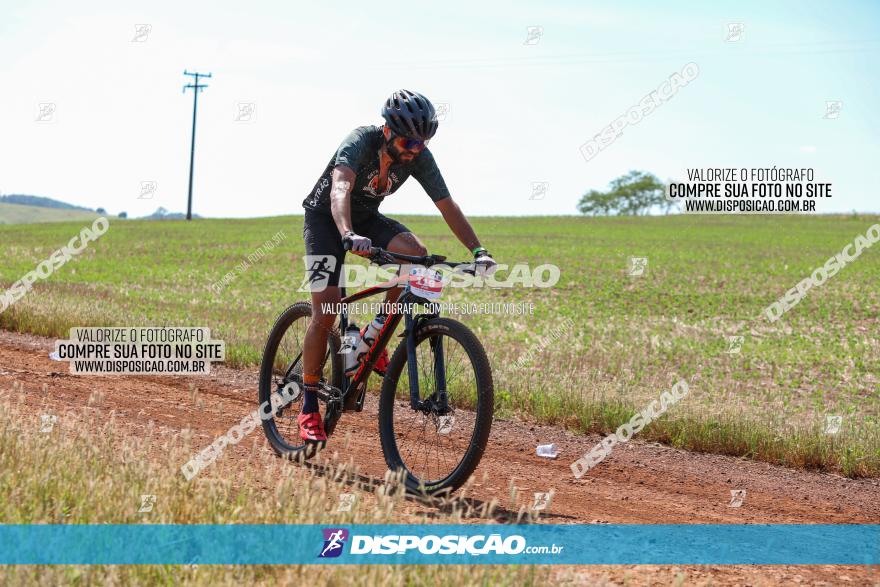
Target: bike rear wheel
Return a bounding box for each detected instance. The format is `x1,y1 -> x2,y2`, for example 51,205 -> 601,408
378,317 -> 494,496
258,301 -> 343,459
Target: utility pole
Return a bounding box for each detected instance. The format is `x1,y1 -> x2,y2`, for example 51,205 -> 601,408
183,70 -> 211,221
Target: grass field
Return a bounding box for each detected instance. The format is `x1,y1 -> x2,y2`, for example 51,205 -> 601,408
0,203 -> 101,225
0,214 -> 877,477
0,390 -> 544,586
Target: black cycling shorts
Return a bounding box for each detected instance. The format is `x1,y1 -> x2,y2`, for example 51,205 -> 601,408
302,208 -> 410,288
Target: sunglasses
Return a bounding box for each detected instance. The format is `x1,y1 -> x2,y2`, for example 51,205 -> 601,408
389,131 -> 428,152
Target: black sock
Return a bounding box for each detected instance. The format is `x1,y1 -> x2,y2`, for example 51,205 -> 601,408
302,383 -> 320,414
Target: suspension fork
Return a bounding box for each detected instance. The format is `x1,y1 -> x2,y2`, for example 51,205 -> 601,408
404,310 -> 449,412
405,312 -> 421,409
431,333 -> 448,410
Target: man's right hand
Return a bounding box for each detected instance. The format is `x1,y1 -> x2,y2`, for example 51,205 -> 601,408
342,231 -> 372,255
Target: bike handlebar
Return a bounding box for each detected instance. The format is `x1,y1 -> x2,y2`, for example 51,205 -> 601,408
342,236 -> 473,269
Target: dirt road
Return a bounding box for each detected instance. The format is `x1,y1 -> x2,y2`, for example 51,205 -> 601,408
1,329 -> 877,585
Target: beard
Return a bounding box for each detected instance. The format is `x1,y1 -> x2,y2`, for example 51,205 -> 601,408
386,140 -> 404,163
385,140 -> 415,164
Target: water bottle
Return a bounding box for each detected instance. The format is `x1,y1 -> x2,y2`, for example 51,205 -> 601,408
536,443 -> 559,459
343,323 -> 361,374
355,315 -> 386,364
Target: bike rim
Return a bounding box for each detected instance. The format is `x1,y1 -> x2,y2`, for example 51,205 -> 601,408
389,332 -> 481,489
265,312 -> 334,452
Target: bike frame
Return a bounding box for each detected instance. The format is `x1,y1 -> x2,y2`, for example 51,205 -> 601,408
336,276 -> 444,414
296,246 -> 473,429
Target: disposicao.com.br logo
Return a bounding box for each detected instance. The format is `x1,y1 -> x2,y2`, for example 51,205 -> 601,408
319,528 -> 563,558
318,528 -> 349,558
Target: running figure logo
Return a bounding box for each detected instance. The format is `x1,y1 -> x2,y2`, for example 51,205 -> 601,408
298,255 -> 337,292
318,528 -> 349,558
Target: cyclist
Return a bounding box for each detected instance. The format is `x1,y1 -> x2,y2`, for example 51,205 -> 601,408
298,89 -> 497,444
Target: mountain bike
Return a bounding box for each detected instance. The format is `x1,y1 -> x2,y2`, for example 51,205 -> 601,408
258,244 -> 494,496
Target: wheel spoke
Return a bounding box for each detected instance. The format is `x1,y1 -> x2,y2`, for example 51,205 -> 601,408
259,304 -> 341,457
386,329 -> 482,489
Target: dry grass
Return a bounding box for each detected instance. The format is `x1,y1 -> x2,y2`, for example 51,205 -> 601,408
0,388 -> 547,585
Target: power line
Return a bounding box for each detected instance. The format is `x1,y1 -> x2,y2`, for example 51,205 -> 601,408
374,39 -> 880,71
183,70 -> 212,221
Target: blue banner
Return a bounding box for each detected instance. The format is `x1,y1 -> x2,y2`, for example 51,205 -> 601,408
0,524 -> 876,565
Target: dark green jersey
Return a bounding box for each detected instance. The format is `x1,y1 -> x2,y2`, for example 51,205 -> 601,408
302,125 -> 450,215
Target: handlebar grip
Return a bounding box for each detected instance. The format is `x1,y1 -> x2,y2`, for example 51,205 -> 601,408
341,235 -> 379,257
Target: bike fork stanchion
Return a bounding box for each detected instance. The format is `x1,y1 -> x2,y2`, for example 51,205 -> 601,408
404,313 -> 421,409
431,335 -> 447,410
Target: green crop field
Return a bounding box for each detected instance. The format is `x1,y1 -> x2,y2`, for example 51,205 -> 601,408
1,214 -> 877,477
0,203 -> 101,225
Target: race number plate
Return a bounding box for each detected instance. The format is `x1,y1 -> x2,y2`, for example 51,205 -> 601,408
407,267 -> 443,299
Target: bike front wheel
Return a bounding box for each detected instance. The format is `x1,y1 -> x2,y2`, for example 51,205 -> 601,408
378,317 -> 494,496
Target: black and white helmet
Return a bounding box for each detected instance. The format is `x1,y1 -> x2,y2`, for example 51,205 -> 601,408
381,89 -> 438,140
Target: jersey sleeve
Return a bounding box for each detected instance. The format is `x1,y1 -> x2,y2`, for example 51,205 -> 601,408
411,148 -> 451,202
333,127 -> 373,173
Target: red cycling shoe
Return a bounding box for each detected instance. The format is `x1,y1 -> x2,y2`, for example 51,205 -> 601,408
297,412 -> 327,443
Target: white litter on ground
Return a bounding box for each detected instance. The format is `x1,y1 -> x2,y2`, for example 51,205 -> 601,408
536,443 -> 559,458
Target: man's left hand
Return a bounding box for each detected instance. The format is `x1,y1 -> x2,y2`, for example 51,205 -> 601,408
474,251 -> 498,276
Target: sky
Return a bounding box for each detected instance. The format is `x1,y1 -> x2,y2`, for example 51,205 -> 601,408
1,0 -> 878,218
